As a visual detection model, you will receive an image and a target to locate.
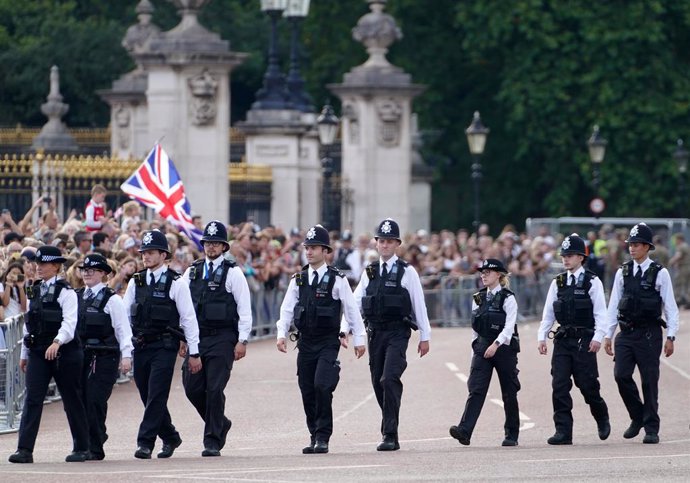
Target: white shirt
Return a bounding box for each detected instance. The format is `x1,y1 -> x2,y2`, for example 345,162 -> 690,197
276,263 -> 367,347
471,285 -> 518,346
538,266 -> 608,343
0,282 -> 23,318
21,276 -> 78,360
182,254 -> 253,341
83,282 -> 134,358
122,264 -> 200,354
352,255 -> 432,342
606,257 -> 679,339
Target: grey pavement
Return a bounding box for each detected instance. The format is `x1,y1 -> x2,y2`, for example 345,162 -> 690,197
0,312 -> 689,482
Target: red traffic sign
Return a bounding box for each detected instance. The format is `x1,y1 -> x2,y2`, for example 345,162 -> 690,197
590,197 -> 605,214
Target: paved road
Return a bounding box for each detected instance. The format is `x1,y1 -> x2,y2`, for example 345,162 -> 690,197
1,312 -> 689,482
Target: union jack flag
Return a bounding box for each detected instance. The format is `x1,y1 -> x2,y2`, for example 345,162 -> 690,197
120,144 -> 203,249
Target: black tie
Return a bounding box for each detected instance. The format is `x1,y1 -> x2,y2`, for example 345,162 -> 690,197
570,274 -> 576,286
311,271 -> 319,289
635,265 -> 642,280
40,282 -> 49,297
381,262 -> 388,278
84,288 -> 94,300
149,273 -> 156,287
208,261 -> 214,279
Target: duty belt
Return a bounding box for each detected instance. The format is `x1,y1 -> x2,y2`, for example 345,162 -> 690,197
199,327 -> 234,338
550,326 -> 594,340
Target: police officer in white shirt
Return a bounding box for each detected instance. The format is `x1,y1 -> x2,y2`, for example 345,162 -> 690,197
604,222 -> 679,444
276,224 -> 366,455
181,221 -> 253,457
122,229 -> 202,459
76,253 -> 133,460
353,218 -> 431,451
9,246 -> 90,464
538,234 -> 610,445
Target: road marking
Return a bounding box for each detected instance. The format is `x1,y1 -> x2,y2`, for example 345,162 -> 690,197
489,398 -> 535,431
148,465 -> 388,481
661,357 -> 690,380
518,453 -> 690,463
334,392 -> 376,422
445,362 -> 459,372
456,373 -> 468,383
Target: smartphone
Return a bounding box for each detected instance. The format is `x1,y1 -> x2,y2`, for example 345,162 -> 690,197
17,274 -> 25,282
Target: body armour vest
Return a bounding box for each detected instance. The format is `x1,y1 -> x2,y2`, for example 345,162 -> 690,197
188,259 -> 239,332
293,266 -> 343,336
617,261 -> 664,326
76,287 -> 117,348
26,280 -> 69,346
361,259 -> 413,326
471,287 -> 515,339
130,269 -> 181,336
553,271 -> 596,329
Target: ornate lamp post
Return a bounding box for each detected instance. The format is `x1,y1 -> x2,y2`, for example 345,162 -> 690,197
284,0 -> 313,112
465,111 -> 489,232
674,138 -> 688,217
317,104 -> 339,229
253,0 -> 290,110
587,125 -> 607,216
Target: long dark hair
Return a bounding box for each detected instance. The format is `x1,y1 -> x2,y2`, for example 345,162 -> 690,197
1,261 -> 25,299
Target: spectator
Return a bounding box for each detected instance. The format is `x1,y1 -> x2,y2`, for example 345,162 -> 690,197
85,184 -> 109,232
1,262 -> 28,318
120,200 -> 141,233
93,232 -> 112,257
71,231 -> 92,258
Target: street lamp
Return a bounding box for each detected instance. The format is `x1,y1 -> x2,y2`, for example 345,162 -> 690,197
465,111 -> 489,233
317,104 -> 339,229
253,0 -> 291,110
673,138 -> 688,217
284,0 -> 313,112
587,125 -> 607,216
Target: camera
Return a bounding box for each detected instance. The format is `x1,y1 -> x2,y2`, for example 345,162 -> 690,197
17,274 -> 25,282
43,196 -> 52,203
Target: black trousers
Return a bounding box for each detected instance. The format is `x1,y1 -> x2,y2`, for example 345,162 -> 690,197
18,342 -> 89,453
80,349 -> 119,458
296,334 -> 341,443
182,330 -> 236,450
551,337 -> 609,435
613,325 -> 663,434
368,325 -> 410,440
132,339 -> 180,449
458,340 -> 520,440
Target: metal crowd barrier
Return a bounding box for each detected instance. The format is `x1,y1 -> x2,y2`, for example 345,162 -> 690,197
1,314 -> 26,434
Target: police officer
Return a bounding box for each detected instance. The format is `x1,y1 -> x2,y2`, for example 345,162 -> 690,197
76,253 -> 133,460
276,224 -> 366,454
181,221 -> 252,457
353,218 -> 431,451
122,229 -> 202,459
604,222 -> 678,444
538,234 -> 610,445
9,246 -> 90,463
449,259 -> 521,447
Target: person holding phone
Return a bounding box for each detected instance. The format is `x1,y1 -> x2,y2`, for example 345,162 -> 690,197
1,262 -> 28,318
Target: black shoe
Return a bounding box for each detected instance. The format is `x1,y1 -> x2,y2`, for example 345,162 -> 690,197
87,452 -> 105,461
623,421 -> 643,439
449,425 -> 471,446
8,449 -> 33,464
134,447 -> 152,459
219,419 -> 232,450
313,441 -> 329,454
547,432 -> 572,445
376,436 -> 400,451
202,448 -> 221,457
643,433 -> 659,444
597,420 -> 611,441
501,438 -> 518,447
65,451 -> 90,462
302,443 -> 315,454
157,438 -> 182,459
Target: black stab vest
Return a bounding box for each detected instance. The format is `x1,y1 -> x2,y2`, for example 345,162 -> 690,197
130,269 -> 181,336
471,287 -> 514,339
188,259 -> 239,332
26,280 -> 69,345
293,265 -> 343,336
617,261 -> 664,326
552,270 -> 596,329
361,259 -> 412,326
76,286 -> 117,348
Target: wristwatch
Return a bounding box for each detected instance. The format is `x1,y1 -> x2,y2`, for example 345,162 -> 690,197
53,338 -> 62,346
240,339 -> 248,346
189,353 -> 200,358
494,340 -> 501,346
338,332 -> 347,339
667,336 -> 676,342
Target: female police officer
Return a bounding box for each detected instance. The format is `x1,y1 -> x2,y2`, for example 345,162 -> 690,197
449,259 -> 521,447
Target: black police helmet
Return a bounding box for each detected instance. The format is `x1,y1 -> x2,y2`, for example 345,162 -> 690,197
479,258 -> 508,274
79,253 -> 112,274
560,233 -> 587,257
138,229 -> 170,255
375,218 -> 401,242
201,220 -> 229,250
35,245 -> 66,264
303,224 -> 332,253
625,223 -> 655,250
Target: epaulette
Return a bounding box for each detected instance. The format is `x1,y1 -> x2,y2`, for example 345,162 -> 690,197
167,269 -> 180,280
396,258 -> 409,268
55,279 -> 71,290
501,287 -> 515,297
327,265 -> 345,278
